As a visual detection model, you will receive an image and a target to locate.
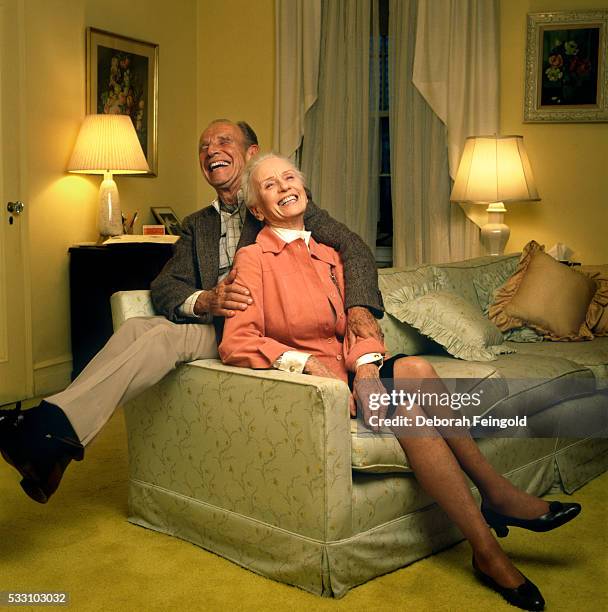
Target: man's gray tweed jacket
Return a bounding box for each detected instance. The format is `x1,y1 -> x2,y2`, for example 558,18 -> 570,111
151,200 -> 384,327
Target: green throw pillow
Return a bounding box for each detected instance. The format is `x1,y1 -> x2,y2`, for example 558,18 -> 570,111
385,290 -> 515,362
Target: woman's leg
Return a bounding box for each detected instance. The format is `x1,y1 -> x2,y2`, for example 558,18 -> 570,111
388,396 -> 524,587
391,357 -> 549,519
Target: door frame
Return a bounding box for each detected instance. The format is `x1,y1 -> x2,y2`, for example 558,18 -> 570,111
1,0 -> 33,402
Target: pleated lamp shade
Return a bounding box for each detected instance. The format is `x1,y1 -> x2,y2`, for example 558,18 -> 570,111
68,115 -> 149,237
450,135 -> 540,256
67,114 -> 149,174
450,135 -> 540,204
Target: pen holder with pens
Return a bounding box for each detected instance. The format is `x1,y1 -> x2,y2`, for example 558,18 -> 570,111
122,211 -> 138,234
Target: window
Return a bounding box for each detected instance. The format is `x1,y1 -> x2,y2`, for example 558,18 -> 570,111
375,0 -> 392,266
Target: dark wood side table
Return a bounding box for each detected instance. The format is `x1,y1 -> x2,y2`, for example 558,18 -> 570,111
69,243 -> 173,379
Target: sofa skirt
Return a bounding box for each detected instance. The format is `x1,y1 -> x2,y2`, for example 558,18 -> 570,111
127,447 -> 561,599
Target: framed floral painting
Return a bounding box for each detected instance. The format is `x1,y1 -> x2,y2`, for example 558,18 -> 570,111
86,28 -> 159,174
524,10 -> 608,122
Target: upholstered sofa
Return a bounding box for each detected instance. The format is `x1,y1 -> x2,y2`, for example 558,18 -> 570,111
110,254 -> 608,598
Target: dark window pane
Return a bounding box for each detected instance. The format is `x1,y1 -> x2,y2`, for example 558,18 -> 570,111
379,34 -> 389,111
380,116 -> 390,174
377,176 -> 393,247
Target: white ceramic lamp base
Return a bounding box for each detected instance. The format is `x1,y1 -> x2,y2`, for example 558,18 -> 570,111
481,202 -> 510,256
98,173 -> 123,237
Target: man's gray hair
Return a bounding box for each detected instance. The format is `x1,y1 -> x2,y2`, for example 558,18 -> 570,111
241,153 -> 306,209
205,119 -> 258,149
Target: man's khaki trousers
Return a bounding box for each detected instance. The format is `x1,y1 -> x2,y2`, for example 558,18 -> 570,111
47,317 -> 218,446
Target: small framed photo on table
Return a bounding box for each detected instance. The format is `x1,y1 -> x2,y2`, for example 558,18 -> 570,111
151,207 -> 182,235
87,27 -> 159,174
524,10 -> 608,122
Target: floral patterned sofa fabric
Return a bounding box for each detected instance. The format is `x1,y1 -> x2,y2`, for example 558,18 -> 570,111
111,290 -> 155,330
111,254 -> 608,598
125,361 -> 354,541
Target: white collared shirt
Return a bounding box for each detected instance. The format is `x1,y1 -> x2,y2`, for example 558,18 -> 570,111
179,197 -> 245,319
270,225 -> 312,248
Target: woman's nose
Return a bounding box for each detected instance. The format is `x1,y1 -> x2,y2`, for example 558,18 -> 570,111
277,177 -> 288,190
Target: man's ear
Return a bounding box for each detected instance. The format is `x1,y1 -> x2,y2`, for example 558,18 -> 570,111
245,144 -> 260,161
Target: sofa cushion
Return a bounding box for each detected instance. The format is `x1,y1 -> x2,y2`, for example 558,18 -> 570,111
433,254 -> 518,309
506,337 -> 608,390
385,289 -> 514,361
350,351 -> 595,474
350,357 -> 503,474
489,241 -> 597,341
477,353 -> 596,423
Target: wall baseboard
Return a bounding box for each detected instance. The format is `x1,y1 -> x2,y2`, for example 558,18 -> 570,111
33,355 -> 72,397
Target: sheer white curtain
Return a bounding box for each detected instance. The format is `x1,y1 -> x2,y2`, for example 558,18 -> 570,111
389,0 -> 483,266
273,0 -> 321,158
300,0 -> 379,249
413,0 -> 500,179
413,0 -> 500,231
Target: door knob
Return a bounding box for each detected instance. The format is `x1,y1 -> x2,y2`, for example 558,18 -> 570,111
7,201 -> 24,215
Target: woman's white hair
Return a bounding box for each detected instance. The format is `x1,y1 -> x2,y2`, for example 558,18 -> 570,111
241,152 -> 306,210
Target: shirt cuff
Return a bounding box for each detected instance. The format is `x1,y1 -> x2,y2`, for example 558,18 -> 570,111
273,351 -> 311,373
178,290 -> 205,318
355,353 -> 384,370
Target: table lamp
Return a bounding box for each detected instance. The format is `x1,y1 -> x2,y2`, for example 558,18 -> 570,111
67,114 -> 150,237
450,135 -> 540,256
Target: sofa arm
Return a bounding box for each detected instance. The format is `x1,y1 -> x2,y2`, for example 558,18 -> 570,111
124,359 -> 355,541
110,290 -> 156,330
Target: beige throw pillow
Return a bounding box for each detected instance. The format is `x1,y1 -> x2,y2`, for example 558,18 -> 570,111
489,241 -> 597,341
580,265 -> 608,336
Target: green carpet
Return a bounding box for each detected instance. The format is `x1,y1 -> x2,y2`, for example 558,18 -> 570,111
1,408 -> 606,612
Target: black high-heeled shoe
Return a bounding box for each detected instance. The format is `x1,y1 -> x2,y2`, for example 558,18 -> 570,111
473,557 -> 545,611
482,501 -> 581,537
0,401 -> 84,503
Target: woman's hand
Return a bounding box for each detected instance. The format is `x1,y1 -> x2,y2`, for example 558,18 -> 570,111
353,363 -> 388,432
304,356 -> 356,417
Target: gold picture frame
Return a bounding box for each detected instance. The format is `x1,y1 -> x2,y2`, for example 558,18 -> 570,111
86,27 -> 159,174
524,10 -> 608,123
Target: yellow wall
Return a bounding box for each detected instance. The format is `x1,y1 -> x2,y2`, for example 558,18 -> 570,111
24,0 -> 198,393
23,0 -> 274,394
22,0 -> 607,395
195,0 -> 275,207
501,0 -> 608,263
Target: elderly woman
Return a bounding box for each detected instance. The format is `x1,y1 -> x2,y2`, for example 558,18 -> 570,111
219,153 -> 580,611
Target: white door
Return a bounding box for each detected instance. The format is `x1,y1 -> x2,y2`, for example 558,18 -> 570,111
0,0 -> 30,404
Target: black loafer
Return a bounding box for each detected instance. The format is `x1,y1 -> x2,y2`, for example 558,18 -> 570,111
473,557 -> 545,611
0,401 -> 84,503
482,501 -> 581,537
